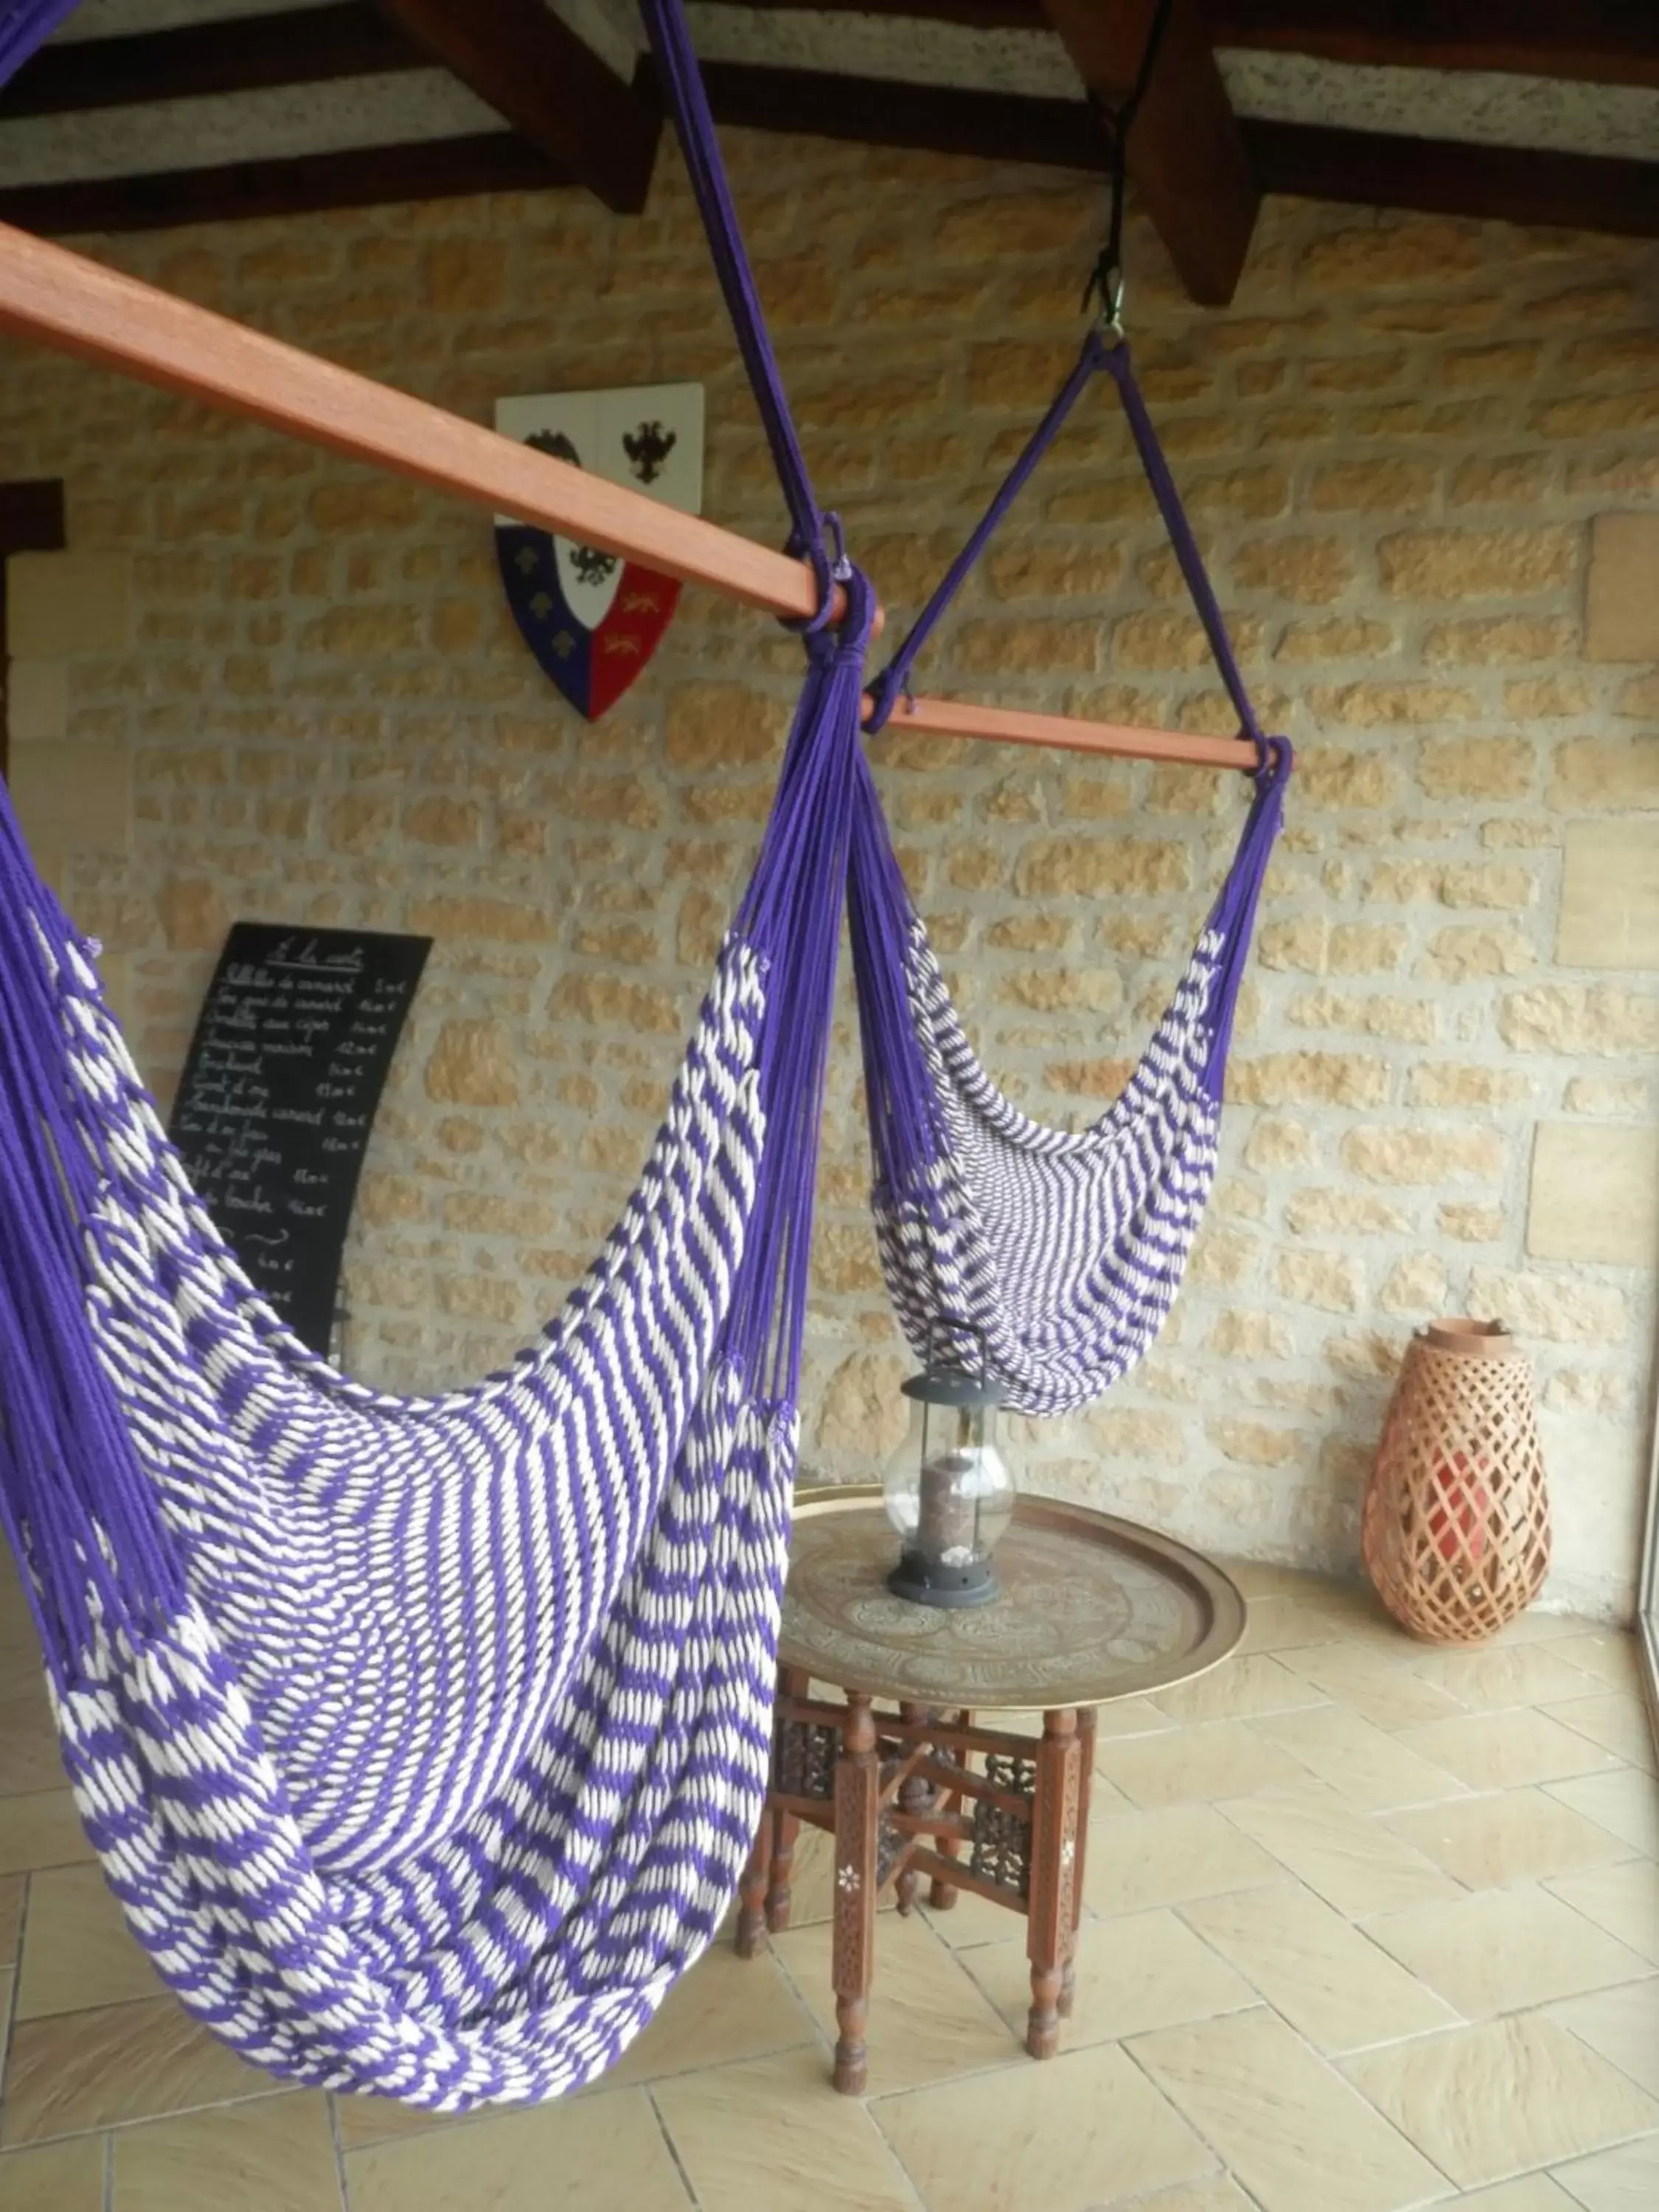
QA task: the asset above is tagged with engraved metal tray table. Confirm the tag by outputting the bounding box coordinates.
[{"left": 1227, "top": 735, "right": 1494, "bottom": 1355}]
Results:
[{"left": 736, "top": 1488, "right": 1246, "bottom": 2092}]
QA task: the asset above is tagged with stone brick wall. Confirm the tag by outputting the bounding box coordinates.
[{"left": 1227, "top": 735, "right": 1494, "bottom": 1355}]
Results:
[{"left": 3, "top": 136, "right": 1657, "bottom": 1618}]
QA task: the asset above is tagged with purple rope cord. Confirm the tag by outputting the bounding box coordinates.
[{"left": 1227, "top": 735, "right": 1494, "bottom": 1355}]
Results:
[
  {"left": 639, "top": 0, "right": 836, "bottom": 597},
  {"left": 866, "top": 330, "right": 1265, "bottom": 753},
  {"left": 0, "top": 0, "right": 80, "bottom": 89}
]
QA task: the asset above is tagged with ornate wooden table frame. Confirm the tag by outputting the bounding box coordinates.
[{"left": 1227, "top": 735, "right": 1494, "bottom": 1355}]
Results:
[
  {"left": 738, "top": 1672, "right": 1096, "bottom": 2092},
  {"left": 734, "top": 1489, "right": 1245, "bottom": 2095}
]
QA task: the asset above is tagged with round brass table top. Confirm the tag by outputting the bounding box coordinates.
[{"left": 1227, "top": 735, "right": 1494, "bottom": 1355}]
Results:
[{"left": 780, "top": 1488, "right": 1245, "bottom": 1711}]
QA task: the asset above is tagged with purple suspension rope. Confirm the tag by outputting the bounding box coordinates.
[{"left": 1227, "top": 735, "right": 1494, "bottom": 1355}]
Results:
[
  {"left": 639, "top": 0, "right": 835, "bottom": 598},
  {"left": 865, "top": 331, "right": 1265, "bottom": 755}
]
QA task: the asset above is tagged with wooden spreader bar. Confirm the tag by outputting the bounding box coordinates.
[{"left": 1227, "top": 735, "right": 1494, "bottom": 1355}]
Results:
[{"left": 0, "top": 221, "right": 1258, "bottom": 773}]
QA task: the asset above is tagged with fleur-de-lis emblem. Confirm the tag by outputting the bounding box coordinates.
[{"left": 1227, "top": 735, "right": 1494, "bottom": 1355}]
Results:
[
  {"left": 514, "top": 544, "right": 539, "bottom": 576},
  {"left": 551, "top": 630, "right": 576, "bottom": 660},
  {"left": 529, "top": 591, "right": 553, "bottom": 619}
]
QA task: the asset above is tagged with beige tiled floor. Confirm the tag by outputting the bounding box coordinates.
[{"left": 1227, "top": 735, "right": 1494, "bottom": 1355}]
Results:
[{"left": 1, "top": 1561, "right": 1657, "bottom": 2211}]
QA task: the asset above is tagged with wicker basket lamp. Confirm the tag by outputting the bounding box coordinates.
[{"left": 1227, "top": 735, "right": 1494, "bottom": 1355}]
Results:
[{"left": 1362, "top": 1318, "right": 1551, "bottom": 1645}]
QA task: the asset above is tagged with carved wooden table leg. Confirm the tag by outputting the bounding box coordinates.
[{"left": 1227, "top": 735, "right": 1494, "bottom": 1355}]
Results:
[
  {"left": 928, "top": 1708, "right": 967, "bottom": 1913},
  {"left": 1060, "top": 1706, "right": 1095, "bottom": 2017},
  {"left": 765, "top": 1807, "right": 799, "bottom": 1935},
  {"left": 735, "top": 1798, "right": 773, "bottom": 1960},
  {"left": 1025, "top": 1706, "right": 1082, "bottom": 2061},
  {"left": 895, "top": 1701, "right": 931, "bottom": 1916},
  {"left": 832, "top": 1691, "right": 880, "bottom": 2095},
  {"left": 765, "top": 1664, "right": 809, "bottom": 1935}
]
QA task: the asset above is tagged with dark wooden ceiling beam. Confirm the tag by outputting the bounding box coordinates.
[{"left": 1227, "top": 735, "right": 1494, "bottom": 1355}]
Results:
[
  {"left": 370, "top": 0, "right": 658, "bottom": 213},
  {"left": 696, "top": 60, "right": 1103, "bottom": 171},
  {"left": 1245, "top": 118, "right": 1659, "bottom": 239},
  {"left": 1203, "top": 3, "right": 1659, "bottom": 90},
  {"left": 1039, "top": 0, "right": 1260, "bottom": 305},
  {"left": 0, "top": 134, "right": 566, "bottom": 237},
  {"left": 0, "top": 4, "right": 418, "bottom": 116},
  {"left": 1, "top": 72, "right": 1655, "bottom": 248}
]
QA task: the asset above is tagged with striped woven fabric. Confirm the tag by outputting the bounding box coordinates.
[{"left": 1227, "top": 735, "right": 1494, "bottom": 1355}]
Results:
[
  {"left": 0, "top": 585, "right": 873, "bottom": 2111},
  {"left": 851, "top": 743, "right": 1290, "bottom": 1415}
]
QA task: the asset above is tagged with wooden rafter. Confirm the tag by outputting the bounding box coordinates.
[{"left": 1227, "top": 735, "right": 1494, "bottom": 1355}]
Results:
[
  {"left": 1245, "top": 119, "right": 1659, "bottom": 240},
  {"left": 1202, "top": 2, "right": 1659, "bottom": 91},
  {"left": 0, "top": 4, "right": 417, "bottom": 116},
  {"left": 695, "top": 62, "right": 1104, "bottom": 173},
  {"left": 1039, "top": 0, "right": 1261, "bottom": 307},
  {"left": 0, "top": 138, "right": 567, "bottom": 237},
  {"left": 369, "top": 0, "right": 659, "bottom": 214}
]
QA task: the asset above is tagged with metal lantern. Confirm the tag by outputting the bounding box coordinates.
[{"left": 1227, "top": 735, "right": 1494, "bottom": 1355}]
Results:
[{"left": 882, "top": 1357, "right": 1015, "bottom": 1609}]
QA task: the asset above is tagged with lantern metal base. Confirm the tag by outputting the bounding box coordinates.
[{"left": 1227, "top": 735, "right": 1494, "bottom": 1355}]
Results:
[{"left": 887, "top": 1551, "right": 1001, "bottom": 1610}]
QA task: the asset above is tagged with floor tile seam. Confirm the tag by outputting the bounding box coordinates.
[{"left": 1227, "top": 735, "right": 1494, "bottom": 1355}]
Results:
[
  {"left": 1235, "top": 1713, "right": 1474, "bottom": 1807},
  {"left": 13, "top": 1977, "right": 170, "bottom": 2031},
  {"left": 1539, "top": 1701, "right": 1659, "bottom": 1778},
  {"left": 1206, "top": 1788, "right": 1481, "bottom": 1910},
  {"left": 1332, "top": 2003, "right": 1659, "bottom": 2153},
  {"left": 1536, "top": 1978, "right": 1659, "bottom": 2102},
  {"left": 1537, "top": 1780, "right": 1659, "bottom": 1860},
  {"left": 0, "top": 1878, "right": 21, "bottom": 2128},
  {"left": 1145, "top": 1683, "right": 1340, "bottom": 1730},
  {"left": 641, "top": 2079, "right": 708, "bottom": 2212},
  {"left": 1, "top": 2079, "right": 297, "bottom": 2154},
  {"left": 325, "top": 2082, "right": 351, "bottom": 2212},
  {"left": 1164, "top": 1887, "right": 1472, "bottom": 2056},
  {"left": 1119, "top": 1994, "right": 1464, "bottom": 2205}
]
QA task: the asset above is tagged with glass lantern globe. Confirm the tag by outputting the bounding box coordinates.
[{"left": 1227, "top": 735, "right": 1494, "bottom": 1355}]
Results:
[{"left": 883, "top": 1362, "right": 1015, "bottom": 1609}]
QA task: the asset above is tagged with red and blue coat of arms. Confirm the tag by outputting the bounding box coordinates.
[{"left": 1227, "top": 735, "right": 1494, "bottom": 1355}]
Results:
[{"left": 494, "top": 383, "right": 705, "bottom": 720}]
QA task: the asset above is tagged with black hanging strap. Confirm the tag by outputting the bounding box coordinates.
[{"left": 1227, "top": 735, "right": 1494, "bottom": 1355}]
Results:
[{"left": 1083, "top": 0, "right": 1177, "bottom": 331}]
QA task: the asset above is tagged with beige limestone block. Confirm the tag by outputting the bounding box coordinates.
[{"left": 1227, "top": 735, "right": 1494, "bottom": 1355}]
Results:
[
  {"left": 1550, "top": 736, "right": 1659, "bottom": 810},
  {"left": 1528, "top": 1121, "right": 1659, "bottom": 1266},
  {"left": 1467, "top": 1265, "right": 1629, "bottom": 1345},
  {"left": 814, "top": 1349, "right": 908, "bottom": 1459},
  {"left": 4, "top": 659, "right": 66, "bottom": 745},
  {"left": 7, "top": 744, "right": 130, "bottom": 855},
  {"left": 1586, "top": 512, "right": 1659, "bottom": 660},
  {"left": 1378, "top": 525, "right": 1578, "bottom": 601},
  {"left": 1500, "top": 984, "right": 1659, "bottom": 1055},
  {"left": 5, "top": 551, "right": 132, "bottom": 658},
  {"left": 423, "top": 1020, "right": 519, "bottom": 1109},
  {"left": 1560, "top": 820, "right": 1659, "bottom": 970}
]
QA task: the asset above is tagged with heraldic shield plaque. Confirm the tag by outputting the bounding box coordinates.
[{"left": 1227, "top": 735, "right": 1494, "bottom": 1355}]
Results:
[{"left": 494, "top": 382, "right": 706, "bottom": 720}]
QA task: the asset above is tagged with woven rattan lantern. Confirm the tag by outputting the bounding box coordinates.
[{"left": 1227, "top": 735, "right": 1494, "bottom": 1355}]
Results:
[{"left": 1362, "top": 1318, "right": 1550, "bottom": 1645}]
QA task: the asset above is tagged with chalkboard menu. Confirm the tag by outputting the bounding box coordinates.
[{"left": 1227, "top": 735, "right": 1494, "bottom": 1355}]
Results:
[{"left": 169, "top": 924, "right": 431, "bottom": 1354}]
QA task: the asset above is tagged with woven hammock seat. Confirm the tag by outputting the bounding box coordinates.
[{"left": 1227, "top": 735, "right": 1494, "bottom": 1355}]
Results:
[
  {"left": 0, "top": 0, "right": 1287, "bottom": 2115},
  {"left": 851, "top": 335, "right": 1289, "bottom": 1416}
]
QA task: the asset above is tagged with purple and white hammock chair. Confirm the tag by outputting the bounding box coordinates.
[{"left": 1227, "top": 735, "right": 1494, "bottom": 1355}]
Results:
[
  {"left": 851, "top": 334, "right": 1291, "bottom": 1416},
  {"left": 0, "top": 0, "right": 1284, "bottom": 2115}
]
